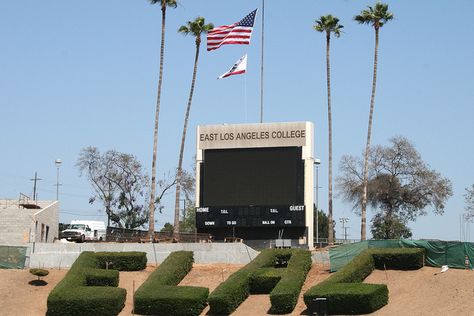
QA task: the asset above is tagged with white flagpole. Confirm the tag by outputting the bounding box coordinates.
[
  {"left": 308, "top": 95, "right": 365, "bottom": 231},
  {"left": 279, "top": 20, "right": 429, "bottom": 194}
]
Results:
[
  {"left": 260, "top": 0, "right": 265, "bottom": 123},
  {"left": 244, "top": 72, "right": 248, "bottom": 122}
]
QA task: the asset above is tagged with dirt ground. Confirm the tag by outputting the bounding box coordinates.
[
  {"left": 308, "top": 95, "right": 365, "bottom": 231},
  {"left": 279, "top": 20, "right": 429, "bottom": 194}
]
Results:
[{"left": 1, "top": 264, "right": 474, "bottom": 315}]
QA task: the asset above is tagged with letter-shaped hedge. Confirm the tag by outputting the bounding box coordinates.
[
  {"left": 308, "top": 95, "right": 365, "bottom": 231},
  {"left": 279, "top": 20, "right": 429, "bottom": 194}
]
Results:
[
  {"left": 47, "top": 251, "right": 147, "bottom": 316},
  {"left": 208, "top": 248, "right": 311, "bottom": 315},
  {"left": 134, "top": 251, "right": 209, "bottom": 316},
  {"left": 304, "top": 248, "right": 424, "bottom": 315}
]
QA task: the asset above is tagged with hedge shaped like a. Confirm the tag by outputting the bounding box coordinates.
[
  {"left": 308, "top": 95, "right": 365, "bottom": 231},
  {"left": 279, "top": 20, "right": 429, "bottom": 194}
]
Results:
[
  {"left": 304, "top": 247, "right": 424, "bottom": 315},
  {"left": 47, "top": 251, "right": 147, "bottom": 316},
  {"left": 134, "top": 251, "right": 209, "bottom": 316},
  {"left": 208, "top": 248, "right": 311, "bottom": 315}
]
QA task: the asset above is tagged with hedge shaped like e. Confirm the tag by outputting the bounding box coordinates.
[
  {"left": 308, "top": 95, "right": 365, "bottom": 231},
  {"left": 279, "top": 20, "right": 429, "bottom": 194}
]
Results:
[{"left": 47, "top": 251, "right": 147, "bottom": 316}]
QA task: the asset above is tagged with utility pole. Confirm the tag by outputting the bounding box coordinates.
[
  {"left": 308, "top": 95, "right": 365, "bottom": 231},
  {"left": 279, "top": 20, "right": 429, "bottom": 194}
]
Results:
[
  {"left": 339, "top": 217, "right": 349, "bottom": 242},
  {"left": 30, "top": 172, "right": 42, "bottom": 201}
]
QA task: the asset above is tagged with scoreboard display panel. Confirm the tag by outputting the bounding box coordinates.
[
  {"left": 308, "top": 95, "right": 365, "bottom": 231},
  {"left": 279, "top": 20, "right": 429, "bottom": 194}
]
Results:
[{"left": 197, "top": 147, "right": 305, "bottom": 229}]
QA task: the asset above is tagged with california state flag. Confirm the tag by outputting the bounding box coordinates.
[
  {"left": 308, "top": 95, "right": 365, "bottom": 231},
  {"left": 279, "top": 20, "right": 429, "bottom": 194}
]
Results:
[{"left": 218, "top": 54, "right": 248, "bottom": 79}]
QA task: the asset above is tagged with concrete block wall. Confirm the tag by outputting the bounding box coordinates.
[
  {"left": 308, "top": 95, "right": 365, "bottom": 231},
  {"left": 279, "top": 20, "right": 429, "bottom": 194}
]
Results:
[
  {"left": 0, "top": 207, "right": 34, "bottom": 245},
  {"left": 0, "top": 200, "right": 58, "bottom": 245},
  {"left": 28, "top": 242, "right": 260, "bottom": 269},
  {"left": 32, "top": 201, "right": 59, "bottom": 243}
]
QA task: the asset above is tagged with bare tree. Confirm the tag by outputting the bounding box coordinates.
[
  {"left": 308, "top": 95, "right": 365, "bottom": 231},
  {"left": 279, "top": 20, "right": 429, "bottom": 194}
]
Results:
[
  {"left": 337, "top": 136, "right": 452, "bottom": 239},
  {"left": 77, "top": 147, "right": 149, "bottom": 229},
  {"left": 465, "top": 185, "right": 474, "bottom": 220}
]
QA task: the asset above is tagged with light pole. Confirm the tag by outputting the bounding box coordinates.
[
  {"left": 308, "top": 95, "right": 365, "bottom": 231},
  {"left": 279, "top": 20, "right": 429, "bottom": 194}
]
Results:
[
  {"left": 314, "top": 158, "right": 321, "bottom": 246},
  {"left": 339, "top": 217, "right": 349, "bottom": 242},
  {"left": 55, "top": 159, "right": 62, "bottom": 201}
]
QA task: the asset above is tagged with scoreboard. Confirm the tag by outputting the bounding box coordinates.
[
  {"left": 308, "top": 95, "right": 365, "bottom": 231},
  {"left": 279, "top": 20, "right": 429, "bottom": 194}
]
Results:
[
  {"left": 195, "top": 122, "right": 314, "bottom": 245},
  {"left": 196, "top": 205, "right": 306, "bottom": 228},
  {"left": 196, "top": 146, "right": 305, "bottom": 229}
]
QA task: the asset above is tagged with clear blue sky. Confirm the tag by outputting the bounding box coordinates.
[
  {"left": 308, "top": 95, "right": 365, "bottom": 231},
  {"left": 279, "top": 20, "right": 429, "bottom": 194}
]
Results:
[{"left": 1, "top": 1, "right": 473, "bottom": 241}]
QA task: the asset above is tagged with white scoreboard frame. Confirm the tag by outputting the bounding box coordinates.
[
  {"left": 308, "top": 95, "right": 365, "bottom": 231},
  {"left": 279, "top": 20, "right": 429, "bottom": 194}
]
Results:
[{"left": 195, "top": 121, "right": 315, "bottom": 248}]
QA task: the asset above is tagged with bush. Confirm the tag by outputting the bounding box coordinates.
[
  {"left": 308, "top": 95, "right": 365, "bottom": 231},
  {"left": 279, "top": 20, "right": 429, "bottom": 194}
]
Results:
[
  {"left": 270, "top": 249, "right": 312, "bottom": 314},
  {"left": 134, "top": 251, "right": 208, "bottom": 316},
  {"left": 250, "top": 268, "right": 284, "bottom": 294},
  {"left": 307, "top": 283, "right": 388, "bottom": 315},
  {"left": 47, "top": 251, "right": 146, "bottom": 316},
  {"left": 208, "top": 248, "right": 311, "bottom": 315},
  {"left": 30, "top": 268, "right": 49, "bottom": 279},
  {"left": 95, "top": 252, "right": 147, "bottom": 271},
  {"left": 208, "top": 249, "right": 283, "bottom": 315},
  {"left": 369, "top": 248, "right": 424, "bottom": 270},
  {"left": 86, "top": 269, "right": 119, "bottom": 287},
  {"left": 304, "top": 248, "right": 424, "bottom": 315}
]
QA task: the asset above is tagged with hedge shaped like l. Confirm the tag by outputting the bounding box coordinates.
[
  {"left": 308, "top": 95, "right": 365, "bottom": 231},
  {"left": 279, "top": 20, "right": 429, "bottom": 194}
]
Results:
[
  {"left": 208, "top": 248, "right": 311, "bottom": 315},
  {"left": 134, "top": 251, "right": 209, "bottom": 316},
  {"left": 47, "top": 251, "right": 147, "bottom": 316},
  {"left": 304, "top": 248, "right": 424, "bottom": 315}
]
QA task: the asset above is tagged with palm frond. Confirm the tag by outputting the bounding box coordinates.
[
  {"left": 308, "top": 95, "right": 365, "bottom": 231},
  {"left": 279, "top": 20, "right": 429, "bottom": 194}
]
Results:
[
  {"left": 314, "top": 14, "right": 343, "bottom": 37},
  {"left": 354, "top": 2, "right": 393, "bottom": 28},
  {"left": 178, "top": 25, "right": 190, "bottom": 35},
  {"left": 179, "top": 17, "right": 213, "bottom": 37},
  {"left": 149, "top": 0, "right": 178, "bottom": 8}
]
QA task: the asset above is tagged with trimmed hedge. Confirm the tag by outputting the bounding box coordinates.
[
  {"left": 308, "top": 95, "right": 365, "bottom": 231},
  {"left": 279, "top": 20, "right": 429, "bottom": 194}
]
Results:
[
  {"left": 134, "top": 251, "right": 209, "bottom": 316},
  {"left": 309, "top": 283, "right": 389, "bottom": 315},
  {"left": 369, "top": 248, "right": 424, "bottom": 270},
  {"left": 250, "top": 268, "right": 285, "bottom": 294},
  {"left": 47, "top": 251, "right": 146, "bottom": 316},
  {"left": 86, "top": 269, "right": 119, "bottom": 287},
  {"left": 304, "top": 247, "right": 424, "bottom": 315},
  {"left": 208, "top": 248, "right": 311, "bottom": 315},
  {"left": 95, "top": 251, "right": 147, "bottom": 271},
  {"left": 270, "top": 249, "right": 312, "bottom": 314}
]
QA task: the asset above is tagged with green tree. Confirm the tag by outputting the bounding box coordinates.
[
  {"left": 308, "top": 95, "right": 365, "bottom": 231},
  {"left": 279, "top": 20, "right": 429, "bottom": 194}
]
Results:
[
  {"left": 354, "top": 2, "right": 394, "bottom": 240},
  {"left": 160, "top": 222, "right": 174, "bottom": 233},
  {"left": 148, "top": 0, "right": 178, "bottom": 239},
  {"left": 314, "top": 14, "right": 343, "bottom": 245},
  {"left": 173, "top": 17, "right": 213, "bottom": 234},
  {"left": 337, "top": 136, "right": 452, "bottom": 239},
  {"left": 371, "top": 213, "right": 412, "bottom": 239},
  {"left": 314, "top": 206, "right": 336, "bottom": 241},
  {"left": 180, "top": 203, "right": 196, "bottom": 233}
]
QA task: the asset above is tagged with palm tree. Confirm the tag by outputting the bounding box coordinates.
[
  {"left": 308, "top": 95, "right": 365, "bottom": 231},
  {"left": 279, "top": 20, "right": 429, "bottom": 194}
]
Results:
[
  {"left": 354, "top": 2, "right": 393, "bottom": 240},
  {"left": 174, "top": 17, "right": 214, "bottom": 235},
  {"left": 314, "top": 15, "right": 343, "bottom": 245},
  {"left": 148, "top": 0, "right": 177, "bottom": 240}
]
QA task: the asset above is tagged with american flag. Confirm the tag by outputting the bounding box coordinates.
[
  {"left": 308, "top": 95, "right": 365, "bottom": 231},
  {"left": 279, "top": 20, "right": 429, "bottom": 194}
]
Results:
[{"left": 207, "top": 9, "right": 257, "bottom": 51}]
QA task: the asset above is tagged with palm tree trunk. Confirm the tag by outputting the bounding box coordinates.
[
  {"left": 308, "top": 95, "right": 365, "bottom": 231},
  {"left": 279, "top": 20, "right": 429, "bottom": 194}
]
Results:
[
  {"left": 361, "top": 26, "right": 379, "bottom": 241},
  {"left": 174, "top": 39, "right": 201, "bottom": 235},
  {"left": 148, "top": 2, "right": 168, "bottom": 240},
  {"left": 326, "top": 32, "right": 334, "bottom": 245}
]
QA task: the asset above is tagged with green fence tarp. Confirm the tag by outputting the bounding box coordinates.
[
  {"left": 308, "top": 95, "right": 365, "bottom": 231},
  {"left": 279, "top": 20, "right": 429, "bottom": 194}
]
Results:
[
  {"left": 329, "top": 241, "right": 368, "bottom": 272},
  {"left": 329, "top": 240, "right": 474, "bottom": 272},
  {"left": 0, "top": 246, "right": 27, "bottom": 269}
]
